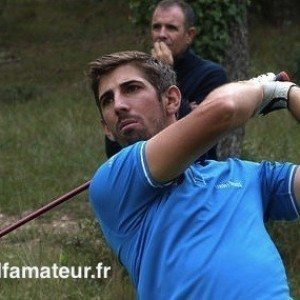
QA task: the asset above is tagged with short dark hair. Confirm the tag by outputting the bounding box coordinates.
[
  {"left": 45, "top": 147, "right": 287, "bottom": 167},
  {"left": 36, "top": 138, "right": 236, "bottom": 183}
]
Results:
[
  {"left": 88, "top": 51, "right": 177, "bottom": 112},
  {"left": 155, "top": 0, "right": 196, "bottom": 28}
]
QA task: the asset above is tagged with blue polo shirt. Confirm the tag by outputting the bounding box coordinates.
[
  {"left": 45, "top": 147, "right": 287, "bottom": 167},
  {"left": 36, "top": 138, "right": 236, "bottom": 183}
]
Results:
[{"left": 89, "top": 141, "right": 299, "bottom": 299}]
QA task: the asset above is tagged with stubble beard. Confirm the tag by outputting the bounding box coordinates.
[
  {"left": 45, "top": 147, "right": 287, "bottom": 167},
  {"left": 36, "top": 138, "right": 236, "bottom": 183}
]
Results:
[{"left": 118, "top": 114, "right": 167, "bottom": 146}]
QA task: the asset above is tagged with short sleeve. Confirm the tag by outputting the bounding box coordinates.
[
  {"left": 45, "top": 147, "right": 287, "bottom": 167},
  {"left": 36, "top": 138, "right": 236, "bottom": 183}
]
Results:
[
  {"left": 260, "top": 161, "right": 299, "bottom": 221},
  {"left": 89, "top": 141, "right": 169, "bottom": 236}
]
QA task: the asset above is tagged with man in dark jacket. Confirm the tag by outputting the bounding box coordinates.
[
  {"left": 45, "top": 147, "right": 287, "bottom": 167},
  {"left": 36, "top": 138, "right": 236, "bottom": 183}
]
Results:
[
  {"left": 151, "top": 0, "right": 227, "bottom": 161},
  {"left": 105, "top": 0, "right": 227, "bottom": 160}
]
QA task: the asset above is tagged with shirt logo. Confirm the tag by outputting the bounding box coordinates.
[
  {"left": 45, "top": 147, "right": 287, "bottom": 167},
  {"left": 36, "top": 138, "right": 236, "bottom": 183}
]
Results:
[{"left": 216, "top": 180, "right": 243, "bottom": 189}]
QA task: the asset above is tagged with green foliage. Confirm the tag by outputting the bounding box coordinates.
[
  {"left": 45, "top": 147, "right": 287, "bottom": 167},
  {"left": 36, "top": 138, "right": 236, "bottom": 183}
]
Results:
[
  {"left": 129, "top": 0, "right": 157, "bottom": 27},
  {"left": 129, "top": 0, "right": 250, "bottom": 62}
]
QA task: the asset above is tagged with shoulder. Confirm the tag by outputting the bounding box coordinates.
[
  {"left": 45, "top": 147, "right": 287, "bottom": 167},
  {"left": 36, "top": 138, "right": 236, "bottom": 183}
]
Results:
[
  {"left": 89, "top": 141, "right": 145, "bottom": 194},
  {"left": 202, "top": 158, "right": 261, "bottom": 175},
  {"left": 89, "top": 141, "right": 172, "bottom": 230},
  {"left": 189, "top": 52, "right": 227, "bottom": 83},
  {"left": 219, "top": 159, "right": 297, "bottom": 187},
  {"left": 189, "top": 49, "right": 224, "bottom": 71},
  {"left": 201, "top": 159, "right": 296, "bottom": 192},
  {"left": 88, "top": 141, "right": 147, "bottom": 231},
  {"left": 200, "top": 58, "right": 226, "bottom": 77},
  {"left": 214, "top": 158, "right": 295, "bottom": 173}
]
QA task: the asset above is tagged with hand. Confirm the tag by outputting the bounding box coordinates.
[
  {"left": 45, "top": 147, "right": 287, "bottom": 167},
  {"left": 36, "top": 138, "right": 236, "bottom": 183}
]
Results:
[
  {"left": 151, "top": 41, "right": 174, "bottom": 66},
  {"left": 255, "top": 81, "right": 297, "bottom": 116},
  {"left": 248, "top": 72, "right": 293, "bottom": 115}
]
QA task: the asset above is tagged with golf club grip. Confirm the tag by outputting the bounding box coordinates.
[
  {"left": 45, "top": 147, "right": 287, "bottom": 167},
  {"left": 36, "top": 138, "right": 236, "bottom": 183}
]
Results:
[
  {"left": 0, "top": 180, "right": 90, "bottom": 239},
  {"left": 275, "top": 71, "right": 290, "bottom": 82}
]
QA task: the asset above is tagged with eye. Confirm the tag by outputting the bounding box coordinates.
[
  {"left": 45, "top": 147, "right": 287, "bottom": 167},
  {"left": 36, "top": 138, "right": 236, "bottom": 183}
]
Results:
[
  {"left": 152, "top": 23, "right": 161, "bottom": 31},
  {"left": 102, "top": 97, "right": 112, "bottom": 106},
  {"left": 100, "top": 94, "right": 114, "bottom": 109},
  {"left": 124, "top": 84, "right": 141, "bottom": 94},
  {"left": 166, "top": 24, "right": 178, "bottom": 31}
]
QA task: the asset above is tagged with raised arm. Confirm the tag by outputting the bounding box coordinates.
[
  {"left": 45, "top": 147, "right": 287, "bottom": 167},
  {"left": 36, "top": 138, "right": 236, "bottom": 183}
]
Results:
[
  {"left": 146, "top": 81, "right": 263, "bottom": 182},
  {"left": 288, "top": 85, "right": 300, "bottom": 122},
  {"left": 289, "top": 86, "right": 300, "bottom": 207},
  {"left": 146, "top": 81, "right": 299, "bottom": 183}
]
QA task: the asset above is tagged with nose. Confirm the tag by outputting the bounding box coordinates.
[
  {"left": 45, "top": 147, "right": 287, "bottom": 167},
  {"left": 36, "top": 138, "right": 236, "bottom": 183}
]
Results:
[
  {"left": 113, "top": 92, "right": 130, "bottom": 115},
  {"left": 154, "top": 26, "right": 167, "bottom": 42}
]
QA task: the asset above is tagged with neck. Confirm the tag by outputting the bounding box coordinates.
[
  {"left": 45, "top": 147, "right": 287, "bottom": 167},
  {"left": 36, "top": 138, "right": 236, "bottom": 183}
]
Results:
[{"left": 174, "top": 47, "right": 190, "bottom": 61}]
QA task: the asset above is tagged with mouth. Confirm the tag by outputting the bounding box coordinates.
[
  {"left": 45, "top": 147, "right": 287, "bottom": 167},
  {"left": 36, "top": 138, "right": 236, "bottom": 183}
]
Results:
[{"left": 118, "top": 119, "right": 139, "bottom": 134}]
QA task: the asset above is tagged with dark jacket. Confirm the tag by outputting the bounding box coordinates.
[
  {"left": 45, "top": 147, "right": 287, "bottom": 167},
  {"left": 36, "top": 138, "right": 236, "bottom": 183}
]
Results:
[
  {"left": 174, "top": 48, "right": 227, "bottom": 161},
  {"left": 174, "top": 48, "right": 227, "bottom": 118}
]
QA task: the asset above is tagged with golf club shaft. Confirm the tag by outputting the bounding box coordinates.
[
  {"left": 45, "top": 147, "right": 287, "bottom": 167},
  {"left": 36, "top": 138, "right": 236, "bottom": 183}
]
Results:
[{"left": 0, "top": 180, "right": 90, "bottom": 239}]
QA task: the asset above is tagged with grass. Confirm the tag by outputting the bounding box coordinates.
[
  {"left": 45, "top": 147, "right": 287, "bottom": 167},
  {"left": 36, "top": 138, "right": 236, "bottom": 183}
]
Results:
[
  {"left": 0, "top": 0, "right": 299, "bottom": 299},
  {"left": 0, "top": 1, "right": 138, "bottom": 298},
  {"left": 0, "top": 87, "right": 101, "bottom": 214},
  {"left": 0, "top": 219, "right": 135, "bottom": 299},
  {"left": 249, "top": 15, "right": 300, "bottom": 82}
]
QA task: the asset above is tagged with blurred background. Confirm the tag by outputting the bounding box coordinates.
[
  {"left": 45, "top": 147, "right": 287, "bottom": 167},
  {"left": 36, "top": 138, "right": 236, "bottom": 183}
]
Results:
[{"left": 0, "top": 0, "right": 299, "bottom": 299}]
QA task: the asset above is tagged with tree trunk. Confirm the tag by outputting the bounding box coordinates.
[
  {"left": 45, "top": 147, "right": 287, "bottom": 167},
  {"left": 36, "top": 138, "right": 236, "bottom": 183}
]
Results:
[{"left": 217, "top": 0, "right": 249, "bottom": 160}]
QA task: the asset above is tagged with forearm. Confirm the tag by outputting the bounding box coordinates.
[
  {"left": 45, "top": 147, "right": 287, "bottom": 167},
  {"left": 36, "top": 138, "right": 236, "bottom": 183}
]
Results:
[
  {"left": 288, "top": 85, "right": 300, "bottom": 122},
  {"left": 146, "top": 81, "right": 263, "bottom": 182},
  {"left": 202, "top": 81, "right": 263, "bottom": 129}
]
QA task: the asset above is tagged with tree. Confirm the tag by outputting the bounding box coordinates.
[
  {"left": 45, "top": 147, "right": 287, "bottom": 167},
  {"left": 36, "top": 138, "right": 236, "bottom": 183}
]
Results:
[{"left": 216, "top": 0, "right": 249, "bottom": 159}]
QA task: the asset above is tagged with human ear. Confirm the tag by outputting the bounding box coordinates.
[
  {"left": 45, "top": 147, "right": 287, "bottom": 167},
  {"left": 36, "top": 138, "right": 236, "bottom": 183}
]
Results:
[
  {"left": 101, "top": 119, "right": 116, "bottom": 142},
  {"left": 163, "top": 85, "right": 181, "bottom": 115},
  {"left": 186, "top": 27, "right": 196, "bottom": 45}
]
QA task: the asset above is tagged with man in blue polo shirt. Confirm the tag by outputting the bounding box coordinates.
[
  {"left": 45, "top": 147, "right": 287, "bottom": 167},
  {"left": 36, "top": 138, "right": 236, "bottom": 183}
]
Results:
[{"left": 88, "top": 51, "right": 300, "bottom": 299}]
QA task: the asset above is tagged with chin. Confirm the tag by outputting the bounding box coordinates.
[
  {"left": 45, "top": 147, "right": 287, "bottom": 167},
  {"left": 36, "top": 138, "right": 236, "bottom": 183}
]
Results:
[{"left": 120, "top": 133, "right": 149, "bottom": 146}]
